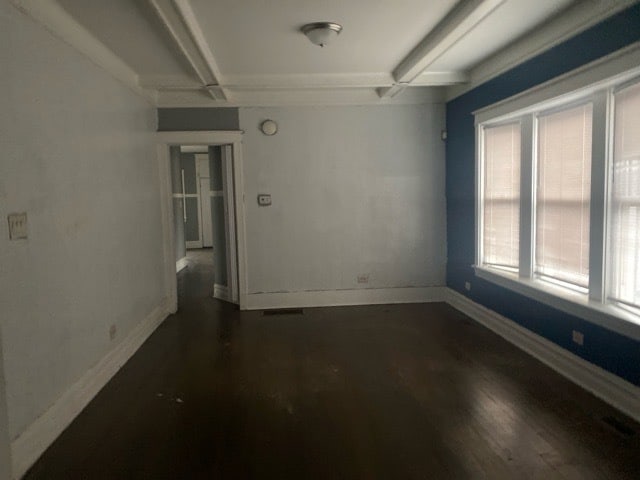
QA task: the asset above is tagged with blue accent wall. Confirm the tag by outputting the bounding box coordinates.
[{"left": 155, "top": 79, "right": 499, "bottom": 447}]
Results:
[{"left": 446, "top": 4, "right": 640, "bottom": 386}]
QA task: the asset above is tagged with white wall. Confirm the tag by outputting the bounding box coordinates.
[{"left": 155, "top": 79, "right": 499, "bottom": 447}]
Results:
[
  {"left": 0, "top": 326, "right": 12, "bottom": 480},
  {"left": 0, "top": 0, "right": 165, "bottom": 452},
  {"left": 239, "top": 105, "right": 446, "bottom": 297}
]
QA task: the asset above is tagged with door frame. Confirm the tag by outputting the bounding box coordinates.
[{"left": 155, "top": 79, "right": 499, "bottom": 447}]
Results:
[
  {"left": 195, "top": 153, "right": 211, "bottom": 249},
  {"left": 157, "top": 131, "right": 248, "bottom": 310}
]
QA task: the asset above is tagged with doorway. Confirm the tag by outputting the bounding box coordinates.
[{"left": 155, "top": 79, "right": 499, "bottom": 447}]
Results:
[{"left": 157, "top": 131, "right": 247, "bottom": 311}]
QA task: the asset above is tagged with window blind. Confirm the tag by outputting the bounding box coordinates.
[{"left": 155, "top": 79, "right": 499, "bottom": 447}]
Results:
[
  {"left": 535, "top": 104, "right": 593, "bottom": 288},
  {"left": 483, "top": 123, "right": 521, "bottom": 269},
  {"left": 610, "top": 81, "right": 640, "bottom": 309}
]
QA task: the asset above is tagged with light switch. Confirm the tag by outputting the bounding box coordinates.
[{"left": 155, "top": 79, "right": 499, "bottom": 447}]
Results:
[
  {"left": 8, "top": 213, "right": 28, "bottom": 240},
  {"left": 257, "top": 194, "right": 272, "bottom": 206}
]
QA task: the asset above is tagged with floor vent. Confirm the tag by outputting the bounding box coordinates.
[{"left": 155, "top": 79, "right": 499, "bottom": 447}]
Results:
[
  {"left": 263, "top": 308, "right": 304, "bottom": 316},
  {"left": 602, "top": 416, "right": 635, "bottom": 437}
]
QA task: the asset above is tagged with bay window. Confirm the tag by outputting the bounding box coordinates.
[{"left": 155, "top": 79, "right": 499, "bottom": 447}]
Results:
[{"left": 474, "top": 51, "right": 640, "bottom": 334}]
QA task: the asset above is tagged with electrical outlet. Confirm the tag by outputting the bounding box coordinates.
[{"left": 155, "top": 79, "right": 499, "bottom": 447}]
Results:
[
  {"left": 257, "top": 194, "right": 272, "bottom": 206},
  {"left": 464, "top": 281, "right": 471, "bottom": 291},
  {"left": 109, "top": 324, "right": 117, "bottom": 341},
  {"left": 357, "top": 274, "right": 369, "bottom": 284},
  {"left": 572, "top": 330, "right": 584, "bottom": 346},
  {"left": 8, "top": 213, "right": 28, "bottom": 240}
]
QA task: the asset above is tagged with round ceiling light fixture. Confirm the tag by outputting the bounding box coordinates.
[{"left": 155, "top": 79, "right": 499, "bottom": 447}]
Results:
[{"left": 301, "top": 22, "right": 342, "bottom": 47}]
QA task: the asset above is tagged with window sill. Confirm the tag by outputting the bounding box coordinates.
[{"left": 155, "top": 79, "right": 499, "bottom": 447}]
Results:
[{"left": 473, "top": 266, "right": 640, "bottom": 341}]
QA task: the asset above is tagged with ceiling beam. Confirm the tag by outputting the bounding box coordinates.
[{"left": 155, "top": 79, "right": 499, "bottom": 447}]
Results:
[
  {"left": 9, "top": 0, "right": 156, "bottom": 104},
  {"left": 379, "top": 0, "right": 505, "bottom": 98},
  {"left": 376, "top": 83, "right": 409, "bottom": 99},
  {"left": 147, "top": 0, "right": 229, "bottom": 101}
]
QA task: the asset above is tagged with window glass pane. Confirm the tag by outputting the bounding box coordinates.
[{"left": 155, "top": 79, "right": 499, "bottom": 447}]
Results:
[
  {"left": 483, "top": 123, "right": 520, "bottom": 269},
  {"left": 610, "top": 81, "right": 640, "bottom": 308},
  {"left": 535, "top": 104, "right": 592, "bottom": 287}
]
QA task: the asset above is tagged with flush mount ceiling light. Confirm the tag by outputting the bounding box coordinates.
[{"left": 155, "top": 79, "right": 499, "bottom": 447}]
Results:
[{"left": 301, "top": 22, "right": 342, "bottom": 47}]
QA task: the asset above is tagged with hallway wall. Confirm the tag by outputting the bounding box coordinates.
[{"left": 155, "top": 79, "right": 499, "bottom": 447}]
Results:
[{"left": 0, "top": 0, "right": 165, "bottom": 464}]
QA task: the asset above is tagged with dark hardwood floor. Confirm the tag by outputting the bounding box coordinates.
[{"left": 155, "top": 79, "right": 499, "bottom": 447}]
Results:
[{"left": 25, "top": 253, "right": 640, "bottom": 479}]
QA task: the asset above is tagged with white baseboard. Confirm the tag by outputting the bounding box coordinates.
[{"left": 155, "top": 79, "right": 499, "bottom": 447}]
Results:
[
  {"left": 213, "top": 284, "right": 230, "bottom": 301},
  {"left": 175, "top": 257, "right": 188, "bottom": 273},
  {"left": 185, "top": 241, "right": 202, "bottom": 249},
  {"left": 445, "top": 288, "right": 640, "bottom": 423},
  {"left": 245, "top": 286, "right": 448, "bottom": 310},
  {"left": 10, "top": 298, "right": 172, "bottom": 479}
]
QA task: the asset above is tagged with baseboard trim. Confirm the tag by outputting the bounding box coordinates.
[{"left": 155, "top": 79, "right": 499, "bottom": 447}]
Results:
[
  {"left": 10, "top": 298, "right": 172, "bottom": 479},
  {"left": 176, "top": 257, "right": 188, "bottom": 273},
  {"left": 213, "top": 284, "right": 230, "bottom": 301},
  {"left": 445, "top": 288, "right": 640, "bottom": 423},
  {"left": 245, "top": 286, "right": 448, "bottom": 310}
]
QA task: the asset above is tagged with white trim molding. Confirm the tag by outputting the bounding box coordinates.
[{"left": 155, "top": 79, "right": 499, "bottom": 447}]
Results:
[
  {"left": 445, "top": 289, "right": 640, "bottom": 424},
  {"left": 185, "top": 240, "right": 202, "bottom": 249},
  {"left": 213, "top": 284, "right": 230, "bottom": 302},
  {"left": 474, "top": 43, "right": 640, "bottom": 124},
  {"left": 475, "top": 267, "right": 640, "bottom": 342},
  {"left": 156, "top": 131, "right": 248, "bottom": 310},
  {"left": 243, "top": 286, "right": 448, "bottom": 311},
  {"left": 10, "top": 297, "right": 172, "bottom": 479},
  {"left": 176, "top": 257, "right": 188, "bottom": 273}
]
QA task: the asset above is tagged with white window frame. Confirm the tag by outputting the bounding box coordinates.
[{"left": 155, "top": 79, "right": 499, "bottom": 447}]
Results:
[{"left": 473, "top": 43, "right": 640, "bottom": 341}]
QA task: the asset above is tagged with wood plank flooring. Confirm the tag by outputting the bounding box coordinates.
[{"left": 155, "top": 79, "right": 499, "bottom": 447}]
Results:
[{"left": 24, "top": 253, "right": 640, "bottom": 479}]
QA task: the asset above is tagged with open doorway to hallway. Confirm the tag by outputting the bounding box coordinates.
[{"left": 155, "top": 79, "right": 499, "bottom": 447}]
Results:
[{"left": 169, "top": 144, "right": 238, "bottom": 306}]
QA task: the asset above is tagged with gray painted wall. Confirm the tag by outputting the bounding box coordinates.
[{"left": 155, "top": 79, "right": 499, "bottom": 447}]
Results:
[
  {"left": 180, "top": 153, "right": 197, "bottom": 193},
  {"left": 185, "top": 197, "right": 200, "bottom": 242},
  {"left": 238, "top": 105, "right": 447, "bottom": 294},
  {"left": 170, "top": 146, "right": 186, "bottom": 262},
  {"left": 209, "top": 147, "right": 227, "bottom": 286},
  {"left": 158, "top": 108, "right": 240, "bottom": 131},
  {"left": 0, "top": 326, "right": 11, "bottom": 480},
  {"left": 0, "top": 0, "right": 164, "bottom": 454}
]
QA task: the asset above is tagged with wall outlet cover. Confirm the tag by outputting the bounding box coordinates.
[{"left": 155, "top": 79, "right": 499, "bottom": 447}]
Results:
[
  {"left": 572, "top": 330, "right": 584, "bottom": 346},
  {"left": 357, "top": 274, "right": 369, "bottom": 284},
  {"left": 8, "top": 213, "right": 28, "bottom": 240}
]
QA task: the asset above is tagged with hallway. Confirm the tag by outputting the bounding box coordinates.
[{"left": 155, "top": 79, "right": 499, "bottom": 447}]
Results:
[{"left": 24, "top": 261, "right": 640, "bottom": 479}]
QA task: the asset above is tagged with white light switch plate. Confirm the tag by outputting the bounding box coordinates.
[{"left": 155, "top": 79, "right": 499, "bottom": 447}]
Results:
[{"left": 8, "top": 213, "right": 28, "bottom": 240}]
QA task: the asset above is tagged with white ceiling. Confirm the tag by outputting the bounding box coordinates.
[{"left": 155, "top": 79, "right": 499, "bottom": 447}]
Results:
[
  {"left": 188, "top": 0, "right": 458, "bottom": 75},
  {"left": 427, "top": 0, "right": 573, "bottom": 71},
  {"left": 28, "top": 0, "right": 632, "bottom": 106}
]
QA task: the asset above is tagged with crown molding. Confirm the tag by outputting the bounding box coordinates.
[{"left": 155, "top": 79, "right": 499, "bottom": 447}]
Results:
[
  {"left": 139, "top": 74, "right": 202, "bottom": 90},
  {"left": 446, "top": 0, "right": 639, "bottom": 101},
  {"left": 223, "top": 73, "right": 395, "bottom": 90},
  {"left": 413, "top": 71, "right": 469, "bottom": 86},
  {"left": 156, "top": 86, "right": 446, "bottom": 107},
  {"left": 9, "top": 0, "right": 156, "bottom": 105}
]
